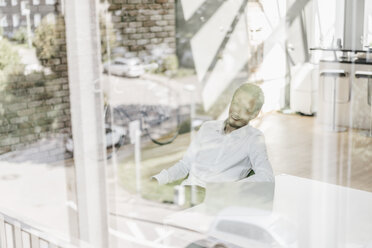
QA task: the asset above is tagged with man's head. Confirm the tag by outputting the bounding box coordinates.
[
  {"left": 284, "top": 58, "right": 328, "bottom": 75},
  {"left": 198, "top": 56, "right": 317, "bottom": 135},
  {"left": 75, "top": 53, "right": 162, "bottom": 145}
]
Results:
[{"left": 227, "top": 83, "right": 264, "bottom": 128}]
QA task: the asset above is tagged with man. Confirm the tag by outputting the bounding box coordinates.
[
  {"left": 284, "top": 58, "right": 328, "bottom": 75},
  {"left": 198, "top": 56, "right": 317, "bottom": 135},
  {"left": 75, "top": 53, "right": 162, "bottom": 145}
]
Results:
[{"left": 153, "top": 83, "right": 274, "bottom": 188}]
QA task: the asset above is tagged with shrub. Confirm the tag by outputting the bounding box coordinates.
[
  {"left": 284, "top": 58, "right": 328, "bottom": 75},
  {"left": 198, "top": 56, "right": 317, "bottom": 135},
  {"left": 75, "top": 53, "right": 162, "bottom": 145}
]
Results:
[
  {"left": 146, "top": 47, "right": 181, "bottom": 76},
  {"left": 33, "top": 16, "right": 61, "bottom": 62},
  {"left": 163, "top": 54, "right": 178, "bottom": 73},
  {"left": 0, "top": 39, "right": 21, "bottom": 69},
  {"left": 0, "top": 37, "right": 62, "bottom": 153},
  {"left": 0, "top": 39, "right": 23, "bottom": 81},
  {"left": 13, "top": 27, "right": 28, "bottom": 44},
  {"left": 33, "top": 14, "right": 116, "bottom": 64},
  {"left": 178, "top": 119, "right": 191, "bottom": 134}
]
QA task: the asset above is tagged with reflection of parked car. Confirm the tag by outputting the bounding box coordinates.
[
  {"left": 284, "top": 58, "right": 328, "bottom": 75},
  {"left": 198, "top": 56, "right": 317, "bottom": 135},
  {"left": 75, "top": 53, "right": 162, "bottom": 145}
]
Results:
[
  {"left": 66, "top": 124, "right": 127, "bottom": 153},
  {"left": 186, "top": 207, "right": 297, "bottom": 248},
  {"left": 103, "top": 57, "right": 145, "bottom": 78}
]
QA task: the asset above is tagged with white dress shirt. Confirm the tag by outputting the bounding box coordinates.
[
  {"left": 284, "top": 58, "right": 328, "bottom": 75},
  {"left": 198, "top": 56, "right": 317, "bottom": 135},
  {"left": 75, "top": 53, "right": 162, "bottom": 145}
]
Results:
[{"left": 153, "top": 120, "right": 274, "bottom": 187}]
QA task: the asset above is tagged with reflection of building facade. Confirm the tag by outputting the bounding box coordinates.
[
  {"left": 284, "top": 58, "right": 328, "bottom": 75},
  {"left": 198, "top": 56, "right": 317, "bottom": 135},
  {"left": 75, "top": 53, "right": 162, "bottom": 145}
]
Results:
[
  {"left": 0, "top": 0, "right": 57, "bottom": 36},
  {"left": 0, "top": 0, "right": 70, "bottom": 157}
]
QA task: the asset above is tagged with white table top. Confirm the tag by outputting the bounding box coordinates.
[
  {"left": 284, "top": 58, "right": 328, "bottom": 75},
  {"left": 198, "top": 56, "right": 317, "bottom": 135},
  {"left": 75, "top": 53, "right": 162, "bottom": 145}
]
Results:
[{"left": 164, "top": 175, "right": 372, "bottom": 248}]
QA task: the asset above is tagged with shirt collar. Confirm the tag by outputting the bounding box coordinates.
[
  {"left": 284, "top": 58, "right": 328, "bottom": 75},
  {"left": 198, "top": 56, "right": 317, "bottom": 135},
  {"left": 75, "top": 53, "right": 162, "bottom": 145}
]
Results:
[{"left": 221, "top": 119, "right": 250, "bottom": 136}]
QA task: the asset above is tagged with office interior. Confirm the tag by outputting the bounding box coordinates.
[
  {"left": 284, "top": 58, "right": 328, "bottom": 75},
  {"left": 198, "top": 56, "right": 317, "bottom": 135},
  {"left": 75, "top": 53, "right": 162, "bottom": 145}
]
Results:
[{"left": 0, "top": 0, "right": 371, "bottom": 247}]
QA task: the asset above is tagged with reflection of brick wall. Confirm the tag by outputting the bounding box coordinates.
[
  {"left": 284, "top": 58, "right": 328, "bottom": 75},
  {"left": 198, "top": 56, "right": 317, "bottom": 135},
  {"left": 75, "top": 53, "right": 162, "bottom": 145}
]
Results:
[
  {"left": 108, "top": 0, "right": 176, "bottom": 58},
  {"left": 0, "top": 13, "right": 71, "bottom": 156}
]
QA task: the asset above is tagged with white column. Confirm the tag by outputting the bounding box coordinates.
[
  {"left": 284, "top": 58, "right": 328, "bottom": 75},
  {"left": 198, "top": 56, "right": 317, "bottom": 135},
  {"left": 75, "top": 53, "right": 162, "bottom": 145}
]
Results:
[{"left": 64, "top": 0, "right": 109, "bottom": 247}]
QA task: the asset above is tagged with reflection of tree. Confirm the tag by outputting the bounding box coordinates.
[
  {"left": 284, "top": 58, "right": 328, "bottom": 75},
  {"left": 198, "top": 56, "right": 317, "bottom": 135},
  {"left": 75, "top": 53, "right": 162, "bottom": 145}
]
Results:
[
  {"left": 0, "top": 38, "right": 69, "bottom": 154},
  {"left": 0, "top": 39, "right": 22, "bottom": 77},
  {"left": 33, "top": 16, "right": 62, "bottom": 67},
  {"left": 33, "top": 14, "right": 116, "bottom": 65},
  {"left": 13, "top": 27, "right": 28, "bottom": 45}
]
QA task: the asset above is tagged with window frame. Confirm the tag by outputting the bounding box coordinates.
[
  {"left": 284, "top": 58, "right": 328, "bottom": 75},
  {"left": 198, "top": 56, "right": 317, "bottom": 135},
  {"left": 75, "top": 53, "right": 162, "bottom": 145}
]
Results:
[
  {"left": 45, "top": 0, "right": 55, "bottom": 5},
  {"left": 0, "top": 15, "right": 9, "bottom": 27},
  {"left": 33, "top": 13, "right": 41, "bottom": 27},
  {"left": 12, "top": 14, "right": 19, "bottom": 27}
]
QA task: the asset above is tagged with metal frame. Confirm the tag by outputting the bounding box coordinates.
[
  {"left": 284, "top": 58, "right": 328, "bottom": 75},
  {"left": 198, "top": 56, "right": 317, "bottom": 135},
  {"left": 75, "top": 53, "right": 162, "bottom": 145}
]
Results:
[
  {"left": 320, "top": 70, "right": 349, "bottom": 132},
  {"left": 355, "top": 71, "right": 372, "bottom": 137}
]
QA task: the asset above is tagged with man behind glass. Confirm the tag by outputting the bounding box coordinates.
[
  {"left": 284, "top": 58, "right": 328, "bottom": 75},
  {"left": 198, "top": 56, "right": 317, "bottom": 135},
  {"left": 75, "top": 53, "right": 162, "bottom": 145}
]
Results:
[{"left": 153, "top": 83, "right": 274, "bottom": 200}]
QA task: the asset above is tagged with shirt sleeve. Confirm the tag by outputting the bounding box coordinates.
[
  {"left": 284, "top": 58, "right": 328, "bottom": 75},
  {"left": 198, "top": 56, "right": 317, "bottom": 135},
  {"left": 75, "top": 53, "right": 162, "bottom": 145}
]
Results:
[
  {"left": 241, "top": 132, "right": 274, "bottom": 183},
  {"left": 152, "top": 127, "right": 201, "bottom": 185}
]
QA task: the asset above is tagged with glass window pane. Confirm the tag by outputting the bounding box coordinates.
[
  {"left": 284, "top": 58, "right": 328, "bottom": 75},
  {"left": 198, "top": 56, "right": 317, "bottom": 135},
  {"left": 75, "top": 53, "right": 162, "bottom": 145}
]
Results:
[{"left": 0, "top": 0, "right": 371, "bottom": 248}]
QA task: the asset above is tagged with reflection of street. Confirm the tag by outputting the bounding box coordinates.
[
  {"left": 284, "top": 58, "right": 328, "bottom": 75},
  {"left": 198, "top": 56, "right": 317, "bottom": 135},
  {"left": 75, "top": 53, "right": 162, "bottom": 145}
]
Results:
[
  {"left": 102, "top": 73, "right": 200, "bottom": 107},
  {"left": 102, "top": 73, "right": 198, "bottom": 158}
]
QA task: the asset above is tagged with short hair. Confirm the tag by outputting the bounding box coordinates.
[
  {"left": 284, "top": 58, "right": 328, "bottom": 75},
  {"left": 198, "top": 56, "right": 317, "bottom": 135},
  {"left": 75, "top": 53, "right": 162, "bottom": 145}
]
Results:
[{"left": 233, "top": 83, "right": 265, "bottom": 113}]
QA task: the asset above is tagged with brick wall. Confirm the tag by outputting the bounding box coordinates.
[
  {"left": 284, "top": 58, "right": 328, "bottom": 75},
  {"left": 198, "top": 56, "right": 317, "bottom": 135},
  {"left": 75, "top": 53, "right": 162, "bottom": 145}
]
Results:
[
  {"left": 0, "top": 13, "right": 71, "bottom": 157},
  {"left": 108, "top": 0, "right": 176, "bottom": 58}
]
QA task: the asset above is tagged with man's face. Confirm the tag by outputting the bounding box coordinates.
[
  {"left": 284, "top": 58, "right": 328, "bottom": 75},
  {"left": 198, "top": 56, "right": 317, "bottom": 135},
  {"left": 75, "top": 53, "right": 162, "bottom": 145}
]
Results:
[{"left": 228, "top": 90, "right": 258, "bottom": 128}]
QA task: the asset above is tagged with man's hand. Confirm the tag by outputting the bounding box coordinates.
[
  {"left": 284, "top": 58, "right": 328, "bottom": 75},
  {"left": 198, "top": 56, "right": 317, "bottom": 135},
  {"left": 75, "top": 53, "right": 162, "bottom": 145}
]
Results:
[{"left": 150, "top": 176, "right": 158, "bottom": 183}]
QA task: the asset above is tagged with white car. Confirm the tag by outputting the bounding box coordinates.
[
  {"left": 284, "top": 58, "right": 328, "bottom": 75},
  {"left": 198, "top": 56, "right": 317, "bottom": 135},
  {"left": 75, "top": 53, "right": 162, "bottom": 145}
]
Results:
[
  {"left": 186, "top": 207, "right": 297, "bottom": 248},
  {"left": 66, "top": 124, "right": 127, "bottom": 153},
  {"left": 103, "top": 57, "right": 145, "bottom": 78}
]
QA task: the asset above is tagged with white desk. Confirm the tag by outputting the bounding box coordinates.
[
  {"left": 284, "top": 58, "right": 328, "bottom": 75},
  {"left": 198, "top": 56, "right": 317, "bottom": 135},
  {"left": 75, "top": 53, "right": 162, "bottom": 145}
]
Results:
[{"left": 163, "top": 175, "right": 372, "bottom": 248}]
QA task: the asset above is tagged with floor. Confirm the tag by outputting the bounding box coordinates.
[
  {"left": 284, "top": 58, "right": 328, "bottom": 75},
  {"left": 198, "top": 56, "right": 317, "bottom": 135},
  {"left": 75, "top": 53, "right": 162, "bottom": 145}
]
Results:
[{"left": 256, "top": 112, "right": 372, "bottom": 192}]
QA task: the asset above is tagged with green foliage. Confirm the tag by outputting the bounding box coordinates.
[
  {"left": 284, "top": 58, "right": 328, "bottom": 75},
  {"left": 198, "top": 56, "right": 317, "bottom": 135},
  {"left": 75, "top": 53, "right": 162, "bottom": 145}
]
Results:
[
  {"left": 173, "top": 68, "right": 195, "bottom": 78},
  {"left": 163, "top": 54, "right": 178, "bottom": 72},
  {"left": 13, "top": 27, "right": 28, "bottom": 44},
  {"left": 0, "top": 39, "right": 21, "bottom": 70},
  {"left": 33, "top": 17, "right": 61, "bottom": 62},
  {"left": 0, "top": 37, "right": 62, "bottom": 151},
  {"left": 33, "top": 14, "right": 116, "bottom": 63},
  {"left": 118, "top": 132, "right": 192, "bottom": 204},
  {"left": 178, "top": 119, "right": 191, "bottom": 134},
  {"left": 100, "top": 15, "right": 117, "bottom": 62},
  {"left": 147, "top": 54, "right": 194, "bottom": 78},
  {"left": 0, "top": 39, "right": 23, "bottom": 82}
]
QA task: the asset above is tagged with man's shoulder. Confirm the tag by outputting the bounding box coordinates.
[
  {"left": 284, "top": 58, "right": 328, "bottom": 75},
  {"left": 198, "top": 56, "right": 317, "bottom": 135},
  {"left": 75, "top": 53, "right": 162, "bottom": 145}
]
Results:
[
  {"left": 201, "top": 119, "right": 223, "bottom": 126},
  {"left": 243, "top": 125, "right": 265, "bottom": 142},
  {"left": 246, "top": 126, "right": 266, "bottom": 145},
  {"left": 247, "top": 125, "right": 264, "bottom": 135},
  {"left": 199, "top": 120, "right": 223, "bottom": 130}
]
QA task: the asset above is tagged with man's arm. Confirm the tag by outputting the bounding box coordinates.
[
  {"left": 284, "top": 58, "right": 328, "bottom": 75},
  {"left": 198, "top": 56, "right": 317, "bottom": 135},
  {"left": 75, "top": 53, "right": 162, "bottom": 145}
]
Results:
[
  {"left": 241, "top": 132, "right": 274, "bottom": 183},
  {"left": 153, "top": 128, "right": 201, "bottom": 185},
  {"left": 152, "top": 160, "right": 190, "bottom": 185}
]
